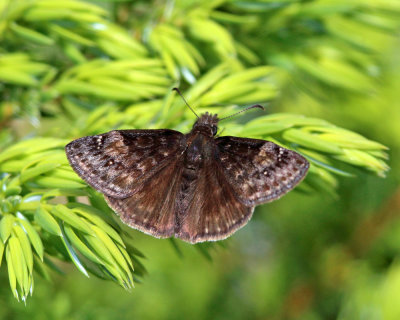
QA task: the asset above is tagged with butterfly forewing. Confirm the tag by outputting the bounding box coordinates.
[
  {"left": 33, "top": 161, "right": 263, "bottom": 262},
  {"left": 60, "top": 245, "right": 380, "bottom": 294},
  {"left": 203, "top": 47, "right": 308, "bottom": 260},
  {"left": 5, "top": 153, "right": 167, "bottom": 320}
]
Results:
[
  {"left": 66, "top": 129, "right": 184, "bottom": 198},
  {"left": 216, "top": 136, "right": 309, "bottom": 206}
]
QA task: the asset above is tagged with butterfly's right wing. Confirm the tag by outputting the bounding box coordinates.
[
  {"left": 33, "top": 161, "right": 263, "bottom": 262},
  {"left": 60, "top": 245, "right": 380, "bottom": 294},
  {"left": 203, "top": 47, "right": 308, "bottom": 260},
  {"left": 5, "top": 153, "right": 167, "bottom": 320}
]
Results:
[
  {"left": 66, "top": 129, "right": 185, "bottom": 198},
  {"left": 215, "top": 136, "right": 309, "bottom": 206}
]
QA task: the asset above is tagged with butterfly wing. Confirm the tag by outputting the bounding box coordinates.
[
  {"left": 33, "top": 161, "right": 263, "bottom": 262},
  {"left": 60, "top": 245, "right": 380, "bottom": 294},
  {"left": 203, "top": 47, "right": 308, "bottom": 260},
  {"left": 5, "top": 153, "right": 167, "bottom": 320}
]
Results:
[
  {"left": 104, "top": 157, "right": 183, "bottom": 238},
  {"left": 215, "top": 136, "right": 309, "bottom": 206},
  {"left": 65, "top": 129, "right": 184, "bottom": 198},
  {"left": 176, "top": 152, "right": 254, "bottom": 244}
]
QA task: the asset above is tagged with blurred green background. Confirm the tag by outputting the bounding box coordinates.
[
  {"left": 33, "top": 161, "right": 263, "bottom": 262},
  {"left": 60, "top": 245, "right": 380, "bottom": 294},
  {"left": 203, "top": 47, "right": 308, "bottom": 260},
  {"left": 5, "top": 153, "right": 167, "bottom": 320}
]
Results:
[{"left": 1, "top": 0, "right": 400, "bottom": 319}]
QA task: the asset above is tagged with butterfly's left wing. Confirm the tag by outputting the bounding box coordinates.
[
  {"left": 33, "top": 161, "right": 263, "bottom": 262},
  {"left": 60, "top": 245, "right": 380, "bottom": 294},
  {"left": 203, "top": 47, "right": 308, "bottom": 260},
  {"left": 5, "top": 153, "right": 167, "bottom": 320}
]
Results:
[
  {"left": 215, "top": 136, "right": 309, "bottom": 206},
  {"left": 105, "top": 156, "right": 183, "bottom": 238},
  {"left": 66, "top": 129, "right": 184, "bottom": 198}
]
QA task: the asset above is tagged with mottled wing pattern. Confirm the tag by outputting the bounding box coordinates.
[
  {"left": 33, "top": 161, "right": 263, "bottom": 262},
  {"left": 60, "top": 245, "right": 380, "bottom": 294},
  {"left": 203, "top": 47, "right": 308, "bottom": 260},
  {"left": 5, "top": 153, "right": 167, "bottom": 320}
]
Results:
[
  {"left": 105, "top": 158, "right": 183, "bottom": 238},
  {"left": 216, "top": 136, "right": 309, "bottom": 206},
  {"left": 65, "top": 129, "right": 184, "bottom": 198},
  {"left": 177, "top": 158, "right": 253, "bottom": 244}
]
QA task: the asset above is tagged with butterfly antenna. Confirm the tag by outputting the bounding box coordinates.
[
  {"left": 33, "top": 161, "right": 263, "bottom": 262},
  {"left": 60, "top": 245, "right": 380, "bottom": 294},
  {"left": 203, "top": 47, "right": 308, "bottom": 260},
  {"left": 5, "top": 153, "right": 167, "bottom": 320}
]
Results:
[
  {"left": 172, "top": 88, "right": 199, "bottom": 119},
  {"left": 220, "top": 104, "right": 265, "bottom": 121}
]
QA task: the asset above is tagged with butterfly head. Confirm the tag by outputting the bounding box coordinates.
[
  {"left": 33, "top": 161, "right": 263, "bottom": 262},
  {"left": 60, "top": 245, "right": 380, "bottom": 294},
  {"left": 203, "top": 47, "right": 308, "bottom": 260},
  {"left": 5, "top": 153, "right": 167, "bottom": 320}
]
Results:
[{"left": 192, "top": 112, "right": 219, "bottom": 136}]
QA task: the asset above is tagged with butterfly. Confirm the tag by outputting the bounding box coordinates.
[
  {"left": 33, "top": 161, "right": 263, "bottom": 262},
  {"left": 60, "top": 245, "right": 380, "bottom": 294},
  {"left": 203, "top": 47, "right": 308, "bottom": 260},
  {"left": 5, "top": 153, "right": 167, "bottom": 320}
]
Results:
[{"left": 65, "top": 90, "right": 309, "bottom": 244}]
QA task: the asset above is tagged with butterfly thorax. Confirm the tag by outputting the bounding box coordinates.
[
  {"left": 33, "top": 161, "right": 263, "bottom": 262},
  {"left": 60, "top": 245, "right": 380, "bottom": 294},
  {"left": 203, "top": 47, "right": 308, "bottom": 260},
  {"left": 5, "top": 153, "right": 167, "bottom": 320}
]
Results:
[
  {"left": 185, "top": 112, "right": 219, "bottom": 168},
  {"left": 184, "top": 133, "right": 212, "bottom": 169}
]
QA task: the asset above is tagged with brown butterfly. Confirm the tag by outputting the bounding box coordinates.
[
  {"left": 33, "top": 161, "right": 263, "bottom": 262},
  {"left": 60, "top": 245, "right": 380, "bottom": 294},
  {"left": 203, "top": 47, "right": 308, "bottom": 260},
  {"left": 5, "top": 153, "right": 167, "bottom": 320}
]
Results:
[{"left": 65, "top": 89, "right": 309, "bottom": 244}]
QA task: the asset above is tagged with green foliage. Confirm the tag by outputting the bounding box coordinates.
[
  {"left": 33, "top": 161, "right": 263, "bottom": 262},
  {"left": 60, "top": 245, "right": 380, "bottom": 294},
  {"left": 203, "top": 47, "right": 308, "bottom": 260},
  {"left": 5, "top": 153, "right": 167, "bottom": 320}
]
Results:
[{"left": 0, "top": 0, "right": 399, "bottom": 318}]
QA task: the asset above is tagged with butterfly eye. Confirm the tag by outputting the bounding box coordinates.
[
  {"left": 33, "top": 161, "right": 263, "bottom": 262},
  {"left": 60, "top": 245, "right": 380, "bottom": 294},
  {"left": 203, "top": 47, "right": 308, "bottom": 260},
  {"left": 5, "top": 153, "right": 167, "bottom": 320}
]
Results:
[{"left": 211, "top": 125, "right": 218, "bottom": 136}]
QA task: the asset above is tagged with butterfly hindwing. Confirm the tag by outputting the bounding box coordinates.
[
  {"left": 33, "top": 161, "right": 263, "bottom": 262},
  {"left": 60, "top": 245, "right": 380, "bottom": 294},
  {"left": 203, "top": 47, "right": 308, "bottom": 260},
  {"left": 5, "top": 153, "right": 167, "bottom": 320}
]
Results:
[
  {"left": 216, "top": 136, "right": 309, "bottom": 206},
  {"left": 177, "top": 147, "right": 254, "bottom": 244},
  {"left": 105, "top": 157, "right": 183, "bottom": 238},
  {"left": 65, "top": 129, "right": 184, "bottom": 198}
]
